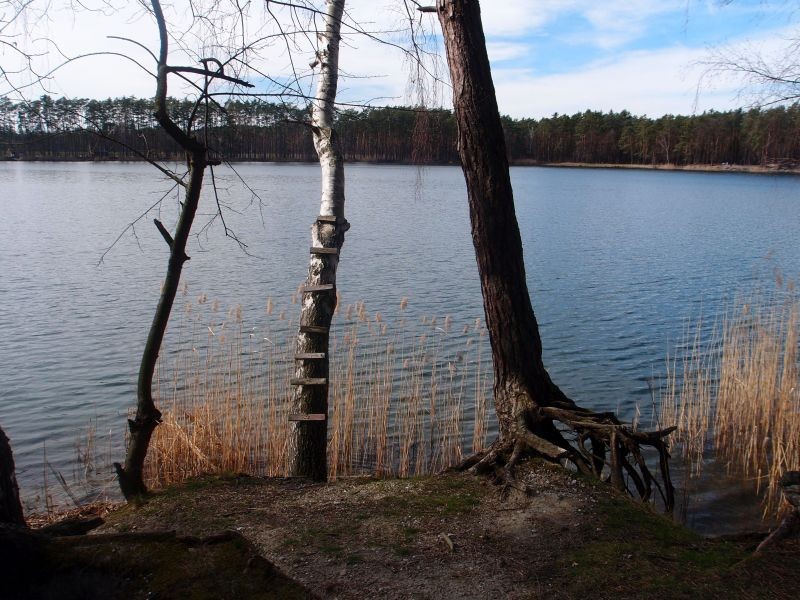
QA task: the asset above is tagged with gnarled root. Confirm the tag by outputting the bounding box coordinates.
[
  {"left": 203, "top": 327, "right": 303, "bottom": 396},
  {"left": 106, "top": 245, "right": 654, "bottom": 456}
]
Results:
[
  {"left": 455, "top": 424, "right": 571, "bottom": 496},
  {"left": 457, "top": 402, "right": 676, "bottom": 511},
  {"left": 455, "top": 440, "right": 526, "bottom": 496},
  {"left": 756, "top": 472, "right": 800, "bottom": 553}
]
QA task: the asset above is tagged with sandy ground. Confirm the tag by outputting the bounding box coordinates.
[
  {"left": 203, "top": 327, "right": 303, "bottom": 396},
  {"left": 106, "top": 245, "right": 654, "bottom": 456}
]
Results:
[
  {"left": 95, "top": 464, "right": 602, "bottom": 599},
  {"left": 87, "top": 461, "right": 799, "bottom": 599}
]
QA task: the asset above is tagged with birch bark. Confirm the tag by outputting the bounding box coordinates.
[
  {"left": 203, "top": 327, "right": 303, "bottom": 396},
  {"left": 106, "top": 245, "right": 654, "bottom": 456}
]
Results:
[{"left": 289, "top": 0, "right": 348, "bottom": 481}]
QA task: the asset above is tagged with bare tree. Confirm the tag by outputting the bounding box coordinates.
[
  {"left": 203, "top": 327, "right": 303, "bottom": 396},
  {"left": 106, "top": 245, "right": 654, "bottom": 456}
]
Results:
[
  {"left": 422, "top": 0, "right": 675, "bottom": 507},
  {"left": 12, "top": 0, "right": 420, "bottom": 492},
  {"left": 700, "top": 1, "right": 800, "bottom": 107},
  {"left": 113, "top": 0, "right": 251, "bottom": 501},
  {"left": 701, "top": 40, "right": 800, "bottom": 107},
  {"left": 0, "top": 1, "right": 43, "bottom": 95}
]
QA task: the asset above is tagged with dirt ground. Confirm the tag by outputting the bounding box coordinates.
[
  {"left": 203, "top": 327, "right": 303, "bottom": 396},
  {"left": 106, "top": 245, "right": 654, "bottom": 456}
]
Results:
[
  {"left": 96, "top": 463, "right": 595, "bottom": 599},
  {"left": 77, "top": 461, "right": 798, "bottom": 600}
]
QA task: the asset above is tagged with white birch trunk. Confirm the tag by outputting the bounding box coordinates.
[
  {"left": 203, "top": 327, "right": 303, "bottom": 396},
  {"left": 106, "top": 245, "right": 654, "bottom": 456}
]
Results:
[
  {"left": 313, "top": 0, "right": 346, "bottom": 219},
  {"left": 289, "top": 0, "right": 348, "bottom": 480}
]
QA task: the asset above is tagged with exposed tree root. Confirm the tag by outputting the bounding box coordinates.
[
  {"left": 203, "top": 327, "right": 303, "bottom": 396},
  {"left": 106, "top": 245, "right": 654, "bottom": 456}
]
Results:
[
  {"left": 433, "top": 0, "right": 676, "bottom": 514},
  {"left": 457, "top": 400, "right": 677, "bottom": 511},
  {"left": 756, "top": 472, "right": 800, "bottom": 553}
]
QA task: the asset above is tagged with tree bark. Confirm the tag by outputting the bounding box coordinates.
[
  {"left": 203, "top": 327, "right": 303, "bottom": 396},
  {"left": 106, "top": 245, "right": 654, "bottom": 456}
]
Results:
[
  {"left": 289, "top": 0, "right": 348, "bottom": 481},
  {"left": 435, "top": 0, "right": 674, "bottom": 506},
  {"left": 436, "top": 0, "right": 567, "bottom": 442},
  {"left": 114, "top": 0, "right": 208, "bottom": 500},
  {"left": 0, "top": 424, "right": 25, "bottom": 526}
]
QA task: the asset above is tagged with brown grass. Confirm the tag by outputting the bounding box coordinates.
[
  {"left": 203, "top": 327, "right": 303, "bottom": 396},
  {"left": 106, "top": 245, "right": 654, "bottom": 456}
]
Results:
[
  {"left": 659, "top": 283, "right": 800, "bottom": 516},
  {"left": 143, "top": 295, "right": 492, "bottom": 489}
]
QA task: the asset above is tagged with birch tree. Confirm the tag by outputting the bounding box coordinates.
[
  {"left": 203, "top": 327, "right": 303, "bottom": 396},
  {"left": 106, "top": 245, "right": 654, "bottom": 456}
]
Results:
[{"left": 288, "top": 0, "right": 348, "bottom": 481}]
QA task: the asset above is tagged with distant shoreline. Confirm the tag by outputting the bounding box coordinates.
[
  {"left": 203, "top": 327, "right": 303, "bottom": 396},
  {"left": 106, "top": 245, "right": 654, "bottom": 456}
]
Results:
[
  {"left": 4, "top": 156, "right": 800, "bottom": 175},
  {"left": 515, "top": 160, "right": 800, "bottom": 175}
]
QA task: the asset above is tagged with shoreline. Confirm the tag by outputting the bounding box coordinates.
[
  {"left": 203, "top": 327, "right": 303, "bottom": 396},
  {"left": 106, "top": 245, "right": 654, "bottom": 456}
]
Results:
[
  {"left": 515, "top": 160, "right": 800, "bottom": 175},
  {"left": 4, "top": 156, "right": 800, "bottom": 175},
  {"left": 13, "top": 469, "right": 799, "bottom": 599}
]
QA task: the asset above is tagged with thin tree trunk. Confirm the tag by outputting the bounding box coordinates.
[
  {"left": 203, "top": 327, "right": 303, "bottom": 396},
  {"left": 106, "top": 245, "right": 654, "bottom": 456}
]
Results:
[
  {"left": 115, "top": 0, "right": 208, "bottom": 500},
  {"left": 289, "top": 0, "right": 348, "bottom": 481},
  {"left": 115, "top": 157, "right": 205, "bottom": 500},
  {"left": 0, "top": 424, "right": 25, "bottom": 526}
]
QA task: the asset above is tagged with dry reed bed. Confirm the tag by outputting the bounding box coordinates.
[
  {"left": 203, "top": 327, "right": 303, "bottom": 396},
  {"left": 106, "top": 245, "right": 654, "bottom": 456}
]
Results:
[
  {"left": 144, "top": 295, "right": 492, "bottom": 489},
  {"left": 659, "top": 283, "right": 800, "bottom": 515}
]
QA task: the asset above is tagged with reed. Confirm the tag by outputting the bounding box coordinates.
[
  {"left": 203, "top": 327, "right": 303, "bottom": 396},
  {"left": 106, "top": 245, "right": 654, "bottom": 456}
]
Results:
[
  {"left": 659, "top": 283, "right": 800, "bottom": 516},
  {"left": 143, "top": 294, "right": 492, "bottom": 488}
]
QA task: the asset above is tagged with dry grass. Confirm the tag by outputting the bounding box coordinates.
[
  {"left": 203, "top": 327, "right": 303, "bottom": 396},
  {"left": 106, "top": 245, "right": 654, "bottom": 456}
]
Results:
[
  {"left": 659, "top": 282, "right": 800, "bottom": 516},
  {"left": 143, "top": 294, "right": 492, "bottom": 489}
]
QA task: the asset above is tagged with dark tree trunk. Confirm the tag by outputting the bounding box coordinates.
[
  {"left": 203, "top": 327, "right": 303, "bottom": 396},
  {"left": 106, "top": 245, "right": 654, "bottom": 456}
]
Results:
[
  {"left": 0, "top": 424, "right": 25, "bottom": 526},
  {"left": 436, "top": 0, "right": 568, "bottom": 443},
  {"left": 114, "top": 0, "right": 222, "bottom": 500},
  {"left": 435, "top": 0, "right": 675, "bottom": 506},
  {"left": 115, "top": 153, "right": 205, "bottom": 500}
]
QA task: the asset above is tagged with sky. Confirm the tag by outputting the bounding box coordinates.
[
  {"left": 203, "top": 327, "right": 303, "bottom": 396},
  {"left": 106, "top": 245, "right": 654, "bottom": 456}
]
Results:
[{"left": 3, "top": 0, "right": 798, "bottom": 118}]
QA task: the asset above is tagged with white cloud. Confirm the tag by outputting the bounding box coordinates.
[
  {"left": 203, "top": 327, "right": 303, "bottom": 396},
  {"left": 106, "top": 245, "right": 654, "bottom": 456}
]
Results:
[
  {"left": 487, "top": 42, "right": 529, "bottom": 63},
  {"left": 337, "top": 34, "right": 414, "bottom": 104},
  {"left": 479, "top": 1, "right": 687, "bottom": 47},
  {"left": 480, "top": 1, "right": 574, "bottom": 37},
  {"left": 490, "top": 24, "right": 798, "bottom": 118},
  {"left": 493, "top": 46, "right": 712, "bottom": 118},
  {"left": 580, "top": 0, "right": 684, "bottom": 48}
]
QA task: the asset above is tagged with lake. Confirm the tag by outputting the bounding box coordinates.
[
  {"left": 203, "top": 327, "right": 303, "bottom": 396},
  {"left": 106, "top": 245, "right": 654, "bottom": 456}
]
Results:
[{"left": 1, "top": 161, "right": 798, "bottom": 531}]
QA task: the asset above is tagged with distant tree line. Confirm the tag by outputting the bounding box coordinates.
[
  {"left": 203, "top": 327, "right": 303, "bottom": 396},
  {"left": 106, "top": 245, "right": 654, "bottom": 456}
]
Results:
[{"left": 1, "top": 95, "right": 799, "bottom": 167}]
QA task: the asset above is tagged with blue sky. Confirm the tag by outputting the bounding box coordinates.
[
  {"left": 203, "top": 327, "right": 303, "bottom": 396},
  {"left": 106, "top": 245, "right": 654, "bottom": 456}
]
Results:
[
  {"left": 4, "top": 1, "right": 798, "bottom": 118},
  {"left": 460, "top": 0, "right": 798, "bottom": 117},
  {"left": 340, "top": 0, "right": 799, "bottom": 117},
  {"left": 496, "top": 3, "right": 782, "bottom": 76}
]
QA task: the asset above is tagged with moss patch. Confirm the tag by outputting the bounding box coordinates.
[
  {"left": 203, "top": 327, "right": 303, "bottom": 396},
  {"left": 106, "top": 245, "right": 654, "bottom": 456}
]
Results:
[
  {"left": 558, "top": 495, "right": 797, "bottom": 599},
  {"left": 8, "top": 530, "right": 311, "bottom": 600},
  {"left": 370, "top": 475, "right": 482, "bottom": 517}
]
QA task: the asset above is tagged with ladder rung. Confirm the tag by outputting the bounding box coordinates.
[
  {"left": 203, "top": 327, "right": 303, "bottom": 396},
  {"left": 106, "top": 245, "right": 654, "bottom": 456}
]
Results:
[
  {"left": 300, "top": 325, "right": 329, "bottom": 334},
  {"left": 301, "top": 284, "right": 335, "bottom": 293},
  {"left": 289, "top": 413, "right": 327, "bottom": 422},
  {"left": 295, "top": 353, "right": 326, "bottom": 360},
  {"left": 310, "top": 247, "right": 339, "bottom": 255},
  {"left": 290, "top": 377, "right": 327, "bottom": 386}
]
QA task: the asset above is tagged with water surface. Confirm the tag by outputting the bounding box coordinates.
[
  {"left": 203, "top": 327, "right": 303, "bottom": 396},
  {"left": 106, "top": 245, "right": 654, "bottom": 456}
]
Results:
[{"left": 1, "top": 161, "right": 797, "bottom": 531}]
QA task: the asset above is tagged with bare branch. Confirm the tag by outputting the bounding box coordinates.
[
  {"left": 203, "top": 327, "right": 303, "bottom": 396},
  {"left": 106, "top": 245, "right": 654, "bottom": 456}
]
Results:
[
  {"left": 97, "top": 181, "right": 183, "bottom": 265},
  {"left": 153, "top": 218, "right": 174, "bottom": 248},
  {"left": 166, "top": 65, "right": 253, "bottom": 87}
]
